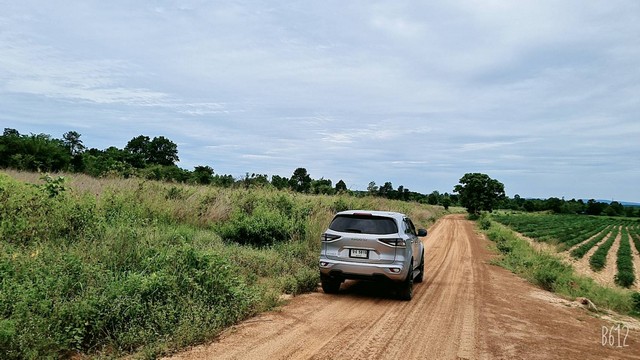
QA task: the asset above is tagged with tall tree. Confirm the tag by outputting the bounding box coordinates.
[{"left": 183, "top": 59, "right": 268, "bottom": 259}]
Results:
[
  {"left": 271, "top": 175, "right": 289, "bottom": 190},
  {"left": 453, "top": 173, "right": 505, "bottom": 215},
  {"left": 124, "top": 135, "right": 151, "bottom": 168},
  {"left": 367, "top": 181, "right": 378, "bottom": 195},
  {"left": 289, "top": 167, "right": 311, "bottom": 192},
  {"left": 62, "top": 131, "right": 85, "bottom": 156},
  {"left": 148, "top": 136, "right": 179, "bottom": 166},
  {"left": 335, "top": 179, "right": 347, "bottom": 192}
]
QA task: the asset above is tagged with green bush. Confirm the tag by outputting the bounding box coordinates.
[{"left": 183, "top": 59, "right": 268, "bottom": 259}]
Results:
[
  {"left": 0, "top": 174, "right": 100, "bottom": 245},
  {"left": 632, "top": 292, "right": 640, "bottom": 314},
  {"left": 479, "top": 217, "right": 492, "bottom": 230},
  {"left": 217, "top": 201, "right": 306, "bottom": 247}
]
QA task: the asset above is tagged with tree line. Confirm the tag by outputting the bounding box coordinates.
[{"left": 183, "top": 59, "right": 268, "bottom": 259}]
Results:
[
  {"left": 0, "top": 128, "right": 436, "bottom": 200},
  {"left": 1, "top": 128, "right": 637, "bottom": 217}
]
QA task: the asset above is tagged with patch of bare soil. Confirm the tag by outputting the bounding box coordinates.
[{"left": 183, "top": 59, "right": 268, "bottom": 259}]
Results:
[{"left": 164, "top": 216, "right": 640, "bottom": 360}]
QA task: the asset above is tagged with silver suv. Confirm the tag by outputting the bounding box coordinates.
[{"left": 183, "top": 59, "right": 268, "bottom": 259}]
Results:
[{"left": 319, "top": 210, "right": 427, "bottom": 300}]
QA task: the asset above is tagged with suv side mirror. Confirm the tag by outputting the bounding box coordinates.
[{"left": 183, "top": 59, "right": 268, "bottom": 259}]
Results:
[{"left": 417, "top": 229, "right": 427, "bottom": 237}]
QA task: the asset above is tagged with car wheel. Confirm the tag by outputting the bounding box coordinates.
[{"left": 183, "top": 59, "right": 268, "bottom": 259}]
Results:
[
  {"left": 414, "top": 254, "right": 424, "bottom": 283},
  {"left": 320, "top": 274, "right": 341, "bottom": 294},
  {"left": 398, "top": 267, "right": 413, "bottom": 301}
]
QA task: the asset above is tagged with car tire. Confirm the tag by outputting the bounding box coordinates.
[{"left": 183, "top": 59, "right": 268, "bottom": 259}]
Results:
[
  {"left": 398, "top": 267, "right": 413, "bottom": 301},
  {"left": 414, "top": 253, "right": 424, "bottom": 283},
  {"left": 320, "top": 274, "right": 341, "bottom": 294}
]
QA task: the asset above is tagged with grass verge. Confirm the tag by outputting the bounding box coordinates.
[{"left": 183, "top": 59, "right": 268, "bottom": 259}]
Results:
[{"left": 0, "top": 171, "right": 446, "bottom": 359}]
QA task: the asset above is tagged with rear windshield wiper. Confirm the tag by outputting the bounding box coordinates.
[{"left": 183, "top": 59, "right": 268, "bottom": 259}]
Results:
[{"left": 344, "top": 228, "right": 362, "bottom": 233}]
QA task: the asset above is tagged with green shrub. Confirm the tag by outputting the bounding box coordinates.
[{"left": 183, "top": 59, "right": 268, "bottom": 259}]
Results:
[
  {"left": 632, "top": 292, "right": 640, "bottom": 314},
  {"left": 217, "top": 201, "right": 306, "bottom": 247},
  {"left": 479, "top": 217, "right": 492, "bottom": 230}
]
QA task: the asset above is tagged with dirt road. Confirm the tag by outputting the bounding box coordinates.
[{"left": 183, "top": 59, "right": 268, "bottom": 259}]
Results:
[{"left": 166, "top": 215, "right": 640, "bottom": 359}]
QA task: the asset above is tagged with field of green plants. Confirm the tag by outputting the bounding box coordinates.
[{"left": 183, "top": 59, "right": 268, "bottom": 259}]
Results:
[
  {"left": 492, "top": 213, "right": 640, "bottom": 289},
  {"left": 0, "top": 171, "right": 445, "bottom": 359}
]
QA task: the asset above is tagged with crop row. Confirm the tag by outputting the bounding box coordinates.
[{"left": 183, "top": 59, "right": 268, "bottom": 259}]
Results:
[
  {"left": 570, "top": 226, "right": 612, "bottom": 259},
  {"left": 615, "top": 228, "right": 635, "bottom": 287},
  {"left": 631, "top": 227, "right": 640, "bottom": 253},
  {"left": 492, "top": 214, "right": 613, "bottom": 246},
  {"left": 589, "top": 227, "right": 619, "bottom": 271}
]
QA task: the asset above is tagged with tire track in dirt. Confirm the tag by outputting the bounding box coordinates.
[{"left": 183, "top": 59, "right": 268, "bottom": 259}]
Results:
[{"left": 165, "top": 215, "right": 640, "bottom": 360}]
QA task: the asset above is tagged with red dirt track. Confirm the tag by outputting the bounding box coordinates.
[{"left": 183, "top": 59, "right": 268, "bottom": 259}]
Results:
[{"left": 166, "top": 215, "right": 640, "bottom": 360}]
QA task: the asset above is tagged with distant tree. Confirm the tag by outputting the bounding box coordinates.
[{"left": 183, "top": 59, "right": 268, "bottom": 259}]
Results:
[
  {"left": 625, "top": 206, "right": 637, "bottom": 217},
  {"left": 212, "top": 174, "right": 235, "bottom": 187},
  {"left": 335, "top": 179, "right": 347, "bottom": 192},
  {"left": 367, "top": 181, "right": 378, "bottom": 195},
  {"left": 62, "top": 131, "right": 85, "bottom": 156},
  {"left": 3, "top": 128, "right": 20, "bottom": 137},
  {"left": 289, "top": 167, "right": 311, "bottom": 192},
  {"left": 585, "top": 199, "right": 607, "bottom": 216},
  {"left": 378, "top": 182, "right": 393, "bottom": 197},
  {"left": 605, "top": 201, "right": 625, "bottom": 217},
  {"left": 311, "top": 178, "right": 334, "bottom": 195},
  {"left": 192, "top": 165, "right": 214, "bottom": 184},
  {"left": 271, "top": 175, "right": 289, "bottom": 190},
  {"left": 427, "top": 191, "right": 440, "bottom": 205},
  {"left": 545, "top": 197, "right": 564, "bottom": 214},
  {"left": 453, "top": 173, "right": 505, "bottom": 215},
  {"left": 124, "top": 135, "right": 151, "bottom": 168},
  {"left": 148, "top": 136, "right": 179, "bottom": 166},
  {"left": 522, "top": 200, "right": 536, "bottom": 212},
  {"left": 242, "top": 173, "right": 269, "bottom": 188},
  {"left": 441, "top": 196, "right": 452, "bottom": 210}
]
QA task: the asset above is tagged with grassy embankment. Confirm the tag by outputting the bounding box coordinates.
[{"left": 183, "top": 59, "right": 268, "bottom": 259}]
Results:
[
  {"left": 478, "top": 215, "right": 640, "bottom": 316},
  {"left": 0, "top": 170, "right": 446, "bottom": 359}
]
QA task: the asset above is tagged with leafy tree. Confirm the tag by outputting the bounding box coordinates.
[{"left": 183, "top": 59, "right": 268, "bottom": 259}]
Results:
[
  {"left": 427, "top": 191, "right": 440, "bottom": 205},
  {"left": 335, "top": 179, "right": 347, "bottom": 192},
  {"left": 3, "top": 128, "right": 19, "bottom": 137},
  {"left": 62, "top": 131, "right": 86, "bottom": 171},
  {"left": 124, "top": 135, "right": 151, "bottom": 168},
  {"left": 62, "top": 131, "right": 85, "bottom": 156},
  {"left": 148, "top": 136, "right": 179, "bottom": 166},
  {"left": 545, "top": 197, "right": 564, "bottom": 214},
  {"left": 242, "top": 173, "right": 269, "bottom": 188},
  {"left": 367, "top": 181, "right": 378, "bottom": 195},
  {"left": 453, "top": 173, "right": 505, "bottom": 215},
  {"left": 289, "top": 168, "right": 311, "bottom": 192},
  {"left": 311, "top": 178, "right": 334, "bottom": 195},
  {"left": 605, "top": 201, "right": 624, "bottom": 217},
  {"left": 586, "top": 199, "right": 607, "bottom": 215},
  {"left": 271, "top": 175, "right": 289, "bottom": 190},
  {"left": 378, "top": 182, "right": 393, "bottom": 197},
  {"left": 441, "top": 196, "right": 451, "bottom": 210},
  {"left": 212, "top": 174, "right": 235, "bottom": 187},
  {"left": 192, "top": 165, "right": 214, "bottom": 184}
]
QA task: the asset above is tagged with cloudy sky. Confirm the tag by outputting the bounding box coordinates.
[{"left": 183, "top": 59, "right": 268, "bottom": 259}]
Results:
[{"left": 1, "top": 1, "right": 639, "bottom": 201}]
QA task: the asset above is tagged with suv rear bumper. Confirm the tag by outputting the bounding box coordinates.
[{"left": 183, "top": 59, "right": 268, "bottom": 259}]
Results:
[{"left": 319, "top": 258, "right": 408, "bottom": 282}]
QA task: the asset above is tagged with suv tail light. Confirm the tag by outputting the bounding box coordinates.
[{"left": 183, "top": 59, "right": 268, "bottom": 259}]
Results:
[
  {"left": 379, "top": 238, "right": 406, "bottom": 247},
  {"left": 321, "top": 233, "right": 341, "bottom": 242}
]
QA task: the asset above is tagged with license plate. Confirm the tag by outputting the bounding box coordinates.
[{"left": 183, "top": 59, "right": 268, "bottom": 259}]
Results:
[{"left": 349, "top": 249, "right": 369, "bottom": 259}]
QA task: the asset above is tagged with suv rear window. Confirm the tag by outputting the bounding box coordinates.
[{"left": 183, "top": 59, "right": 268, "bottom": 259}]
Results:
[{"left": 329, "top": 215, "right": 398, "bottom": 235}]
